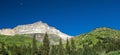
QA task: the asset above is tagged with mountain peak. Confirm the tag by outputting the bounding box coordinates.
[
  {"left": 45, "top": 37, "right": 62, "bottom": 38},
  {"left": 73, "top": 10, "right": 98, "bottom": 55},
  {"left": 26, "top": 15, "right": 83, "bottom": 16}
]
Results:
[
  {"left": 33, "top": 21, "right": 46, "bottom": 25},
  {"left": 0, "top": 21, "right": 72, "bottom": 39},
  {"left": 93, "top": 27, "right": 117, "bottom": 32}
]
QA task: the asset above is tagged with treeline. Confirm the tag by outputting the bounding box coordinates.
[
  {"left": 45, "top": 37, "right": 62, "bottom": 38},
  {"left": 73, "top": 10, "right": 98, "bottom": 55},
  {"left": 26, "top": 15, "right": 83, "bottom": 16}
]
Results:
[
  {"left": 0, "top": 33, "right": 77, "bottom": 55},
  {"left": 0, "top": 33, "right": 120, "bottom": 55}
]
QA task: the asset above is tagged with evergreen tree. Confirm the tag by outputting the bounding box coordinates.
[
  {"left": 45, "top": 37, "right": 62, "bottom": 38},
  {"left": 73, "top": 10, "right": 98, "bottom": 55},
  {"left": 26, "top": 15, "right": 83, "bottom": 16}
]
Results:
[
  {"left": 57, "top": 38, "right": 64, "bottom": 55},
  {"left": 70, "top": 38, "right": 76, "bottom": 55},
  {"left": 38, "top": 46, "right": 42, "bottom": 55},
  {"left": 1, "top": 42, "right": 7, "bottom": 55},
  {"left": 49, "top": 45, "right": 57, "bottom": 55},
  {"left": 32, "top": 34, "right": 37, "bottom": 55},
  {"left": 66, "top": 38, "right": 71, "bottom": 55},
  {"left": 42, "top": 33, "right": 50, "bottom": 55}
]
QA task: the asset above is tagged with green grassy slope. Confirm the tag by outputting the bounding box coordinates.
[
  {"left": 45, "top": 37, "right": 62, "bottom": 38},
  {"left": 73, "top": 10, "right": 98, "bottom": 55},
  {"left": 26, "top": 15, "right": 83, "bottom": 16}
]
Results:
[
  {"left": 0, "top": 35, "right": 41, "bottom": 47},
  {"left": 74, "top": 27, "right": 120, "bottom": 47},
  {"left": 73, "top": 27, "right": 120, "bottom": 54}
]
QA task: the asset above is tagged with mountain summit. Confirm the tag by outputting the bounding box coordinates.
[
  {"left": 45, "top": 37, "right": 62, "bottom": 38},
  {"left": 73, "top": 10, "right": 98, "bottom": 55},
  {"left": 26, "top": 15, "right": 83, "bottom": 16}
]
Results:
[{"left": 0, "top": 21, "right": 72, "bottom": 40}]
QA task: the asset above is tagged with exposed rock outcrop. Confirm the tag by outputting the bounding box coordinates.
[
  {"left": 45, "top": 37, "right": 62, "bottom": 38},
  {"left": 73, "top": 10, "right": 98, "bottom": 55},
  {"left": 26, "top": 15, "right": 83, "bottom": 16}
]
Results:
[{"left": 0, "top": 21, "right": 72, "bottom": 40}]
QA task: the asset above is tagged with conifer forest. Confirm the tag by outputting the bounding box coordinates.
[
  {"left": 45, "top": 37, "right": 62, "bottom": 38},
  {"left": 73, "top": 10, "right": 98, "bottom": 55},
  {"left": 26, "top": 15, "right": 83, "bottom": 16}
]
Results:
[{"left": 0, "top": 28, "right": 120, "bottom": 55}]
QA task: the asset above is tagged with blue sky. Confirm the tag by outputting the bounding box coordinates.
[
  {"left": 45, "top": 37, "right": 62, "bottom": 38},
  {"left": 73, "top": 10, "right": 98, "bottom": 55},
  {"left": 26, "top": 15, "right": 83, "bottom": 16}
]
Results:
[{"left": 0, "top": 0, "right": 120, "bottom": 36}]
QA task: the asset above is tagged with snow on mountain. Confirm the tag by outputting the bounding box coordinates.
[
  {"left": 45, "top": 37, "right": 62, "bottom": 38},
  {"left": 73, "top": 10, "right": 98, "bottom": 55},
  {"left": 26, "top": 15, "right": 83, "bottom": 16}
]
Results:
[{"left": 0, "top": 21, "right": 72, "bottom": 40}]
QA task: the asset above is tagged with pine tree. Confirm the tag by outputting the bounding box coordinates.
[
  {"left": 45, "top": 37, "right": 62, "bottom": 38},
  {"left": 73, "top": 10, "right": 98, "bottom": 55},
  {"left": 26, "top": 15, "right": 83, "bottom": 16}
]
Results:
[
  {"left": 32, "top": 34, "right": 37, "bottom": 55},
  {"left": 38, "top": 46, "right": 42, "bottom": 55},
  {"left": 57, "top": 38, "right": 64, "bottom": 55},
  {"left": 66, "top": 38, "right": 71, "bottom": 55},
  {"left": 49, "top": 45, "right": 57, "bottom": 55},
  {"left": 1, "top": 42, "right": 7, "bottom": 55},
  {"left": 42, "top": 33, "right": 50, "bottom": 55},
  {"left": 71, "top": 38, "right": 76, "bottom": 55}
]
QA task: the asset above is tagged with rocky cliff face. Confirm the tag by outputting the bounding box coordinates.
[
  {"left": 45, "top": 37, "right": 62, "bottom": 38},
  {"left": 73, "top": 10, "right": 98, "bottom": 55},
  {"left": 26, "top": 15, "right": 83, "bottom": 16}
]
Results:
[
  {"left": 0, "top": 21, "right": 72, "bottom": 40},
  {"left": 0, "top": 29, "right": 15, "bottom": 36}
]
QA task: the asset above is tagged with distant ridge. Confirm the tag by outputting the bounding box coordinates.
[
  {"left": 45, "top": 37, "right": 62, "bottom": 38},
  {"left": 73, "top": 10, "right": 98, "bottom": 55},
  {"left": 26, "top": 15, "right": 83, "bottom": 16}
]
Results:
[{"left": 0, "top": 21, "right": 72, "bottom": 40}]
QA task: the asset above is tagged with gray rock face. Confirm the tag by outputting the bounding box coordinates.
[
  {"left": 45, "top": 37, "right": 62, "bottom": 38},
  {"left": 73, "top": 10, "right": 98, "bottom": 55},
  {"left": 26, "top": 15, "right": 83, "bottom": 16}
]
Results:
[
  {"left": 0, "top": 29, "right": 15, "bottom": 36},
  {"left": 0, "top": 21, "right": 72, "bottom": 40}
]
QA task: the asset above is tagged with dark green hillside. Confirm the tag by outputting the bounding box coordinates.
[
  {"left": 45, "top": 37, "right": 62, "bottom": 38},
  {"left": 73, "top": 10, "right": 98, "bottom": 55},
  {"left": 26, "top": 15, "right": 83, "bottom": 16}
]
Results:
[
  {"left": 74, "top": 27, "right": 120, "bottom": 54},
  {"left": 0, "top": 35, "right": 41, "bottom": 46},
  {"left": 0, "top": 34, "right": 42, "bottom": 55},
  {"left": 75, "top": 27, "right": 120, "bottom": 46}
]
